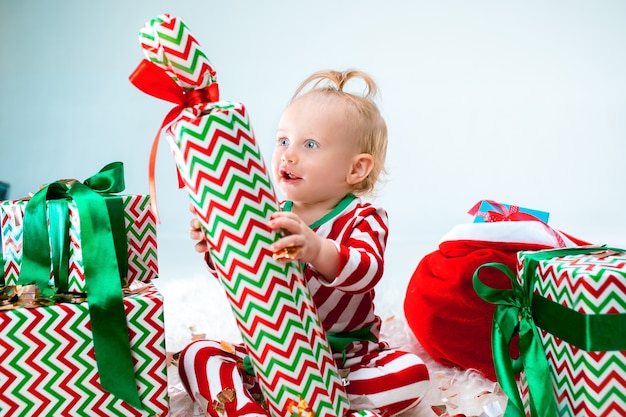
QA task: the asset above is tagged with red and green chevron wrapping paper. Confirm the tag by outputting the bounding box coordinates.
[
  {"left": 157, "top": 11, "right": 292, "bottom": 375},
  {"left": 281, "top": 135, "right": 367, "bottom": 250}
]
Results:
[
  {"left": 0, "top": 194, "right": 158, "bottom": 291},
  {"left": 517, "top": 249, "right": 626, "bottom": 416},
  {"left": 0, "top": 283, "right": 168, "bottom": 416},
  {"left": 131, "top": 13, "right": 349, "bottom": 417}
]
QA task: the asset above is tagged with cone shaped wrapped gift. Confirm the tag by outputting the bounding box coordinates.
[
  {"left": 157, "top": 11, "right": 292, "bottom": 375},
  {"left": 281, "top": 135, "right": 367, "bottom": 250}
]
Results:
[{"left": 130, "top": 14, "right": 349, "bottom": 417}]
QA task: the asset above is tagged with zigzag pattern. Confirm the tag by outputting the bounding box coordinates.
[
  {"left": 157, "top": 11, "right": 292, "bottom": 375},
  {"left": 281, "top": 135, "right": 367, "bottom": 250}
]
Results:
[
  {"left": 1, "top": 201, "right": 25, "bottom": 285},
  {"left": 535, "top": 255, "right": 626, "bottom": 313},
  {"left": 67, "top": 203, "right": 85, "bottom": 291},
  {"left": 517, "top": 251, "right": 626, "bottom": 416},
  {"left": 139, "top": 14, "right": 215, "bottom": 89},
  {"left": 122, "top": 195, "right": 159, "bottom": 284},
  {"left": 0, "top": 196, "right": 158, "bottom": 292},
  {"left": 165, "top": 95, "right": 348, "bottom": 417},
  {"left": 0, "top": 285, "right": 168, "bottom": 416},
  {"left": 137, "top": 13, "right": 348, "bottom": 416},
  {"left": 540, "top": 329, "right": 626, "bottom": 416}
]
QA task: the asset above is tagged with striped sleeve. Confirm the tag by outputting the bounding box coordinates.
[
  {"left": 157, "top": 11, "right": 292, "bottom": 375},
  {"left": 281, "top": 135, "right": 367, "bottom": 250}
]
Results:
[{"left": 322, "top": 203, "right": 388, "bottom": 293}]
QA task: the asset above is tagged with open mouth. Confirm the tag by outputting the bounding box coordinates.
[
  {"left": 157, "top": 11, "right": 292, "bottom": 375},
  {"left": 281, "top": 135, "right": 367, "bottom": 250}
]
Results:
[{"left": 280, "top": 169, "right": 300, "bottom": 180}]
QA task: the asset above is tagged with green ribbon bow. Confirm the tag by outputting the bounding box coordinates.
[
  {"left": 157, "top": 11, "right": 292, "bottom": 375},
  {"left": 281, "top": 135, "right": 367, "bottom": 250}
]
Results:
[
  {"left": 473, "top": 246, "right": 626, "bottom": 417},
  {"left": 327, "top": 325, "right": 377, "bottom": 368},
  {"left": 18, "top": 161, "right": 142, "bottom": 409}
]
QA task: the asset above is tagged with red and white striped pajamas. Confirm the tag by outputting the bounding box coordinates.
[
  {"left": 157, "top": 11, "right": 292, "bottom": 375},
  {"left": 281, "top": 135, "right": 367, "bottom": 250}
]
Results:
[{"left": 178, "top": 194, "right": 430, "bottom": 416}]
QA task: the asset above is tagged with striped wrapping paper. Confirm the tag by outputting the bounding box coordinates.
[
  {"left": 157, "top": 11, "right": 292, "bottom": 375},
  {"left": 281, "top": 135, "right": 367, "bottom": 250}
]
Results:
[
  {"left": 0, "top": 283, "right": 168, "bottom": 416},
  {"left": 517, "top": 248, "right": 626, "bottom": 417},
  {"left": 130, "top": 13, "right": 349, "bottom": 417},
  {"left": 1, "top": 194, "right": 158, "bottom": 291}
]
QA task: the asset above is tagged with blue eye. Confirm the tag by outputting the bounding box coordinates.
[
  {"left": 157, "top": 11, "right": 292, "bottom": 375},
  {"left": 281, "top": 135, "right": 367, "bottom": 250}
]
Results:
[
  {"left": 278, "top": 138, "right": 289, "bottom": 146},
  {"left": 304, "top": 139, "right": 319, "bottom": 149}
]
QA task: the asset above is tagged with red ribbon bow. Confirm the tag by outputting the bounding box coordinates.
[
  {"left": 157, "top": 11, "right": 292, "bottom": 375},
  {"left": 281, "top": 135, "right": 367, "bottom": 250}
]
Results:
[
  {"left": 475, "top": 200, "right": 540, "bottom": 223},
  {"left": 129, "top": 59, "right": 220, "bottom": 222},
  {"left": 468, "top": 200, "right": 566, "bottom": 247}
]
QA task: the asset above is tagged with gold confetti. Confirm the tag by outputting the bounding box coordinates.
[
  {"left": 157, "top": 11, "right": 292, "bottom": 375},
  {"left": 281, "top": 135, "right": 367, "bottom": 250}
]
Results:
[
  {"left": 123, "top": 280, "right": 151, "bottom": 294},
  {"left": 166, "top": 351, "right": 181, "bottom": 367},
  {"left": 287, "top": 398, "right": 315, "bottom": 417},
  {"left": 211, "top": 399, "right": 225, "bottom": 414},
  {"left": 338, "top": 368, "right": 350, "bottom": 379},
  {"left": 220, "top": 340, "right": 237, "bottom": 355},
  {"left": 272, "top": 246, "right": 302, "bottom": 260},
  {"left": 216, "top": 388, "right": 236, "bottom": 403}
]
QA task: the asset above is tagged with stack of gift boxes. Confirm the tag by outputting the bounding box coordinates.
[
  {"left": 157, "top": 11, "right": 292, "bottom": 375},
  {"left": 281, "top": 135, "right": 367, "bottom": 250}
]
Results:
[
  {"left": 470, "top": 200, "right": 626, "bottom": 417},
  {"left": 0, "top": 162, "right": 168, "bottom": 416}
]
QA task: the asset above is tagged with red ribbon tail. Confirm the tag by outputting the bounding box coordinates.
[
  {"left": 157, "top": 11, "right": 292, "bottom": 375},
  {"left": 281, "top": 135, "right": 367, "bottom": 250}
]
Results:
[
  {"left": 467, "top": 200, "right": 482, "bottom": 216},
  {"left": 130, "top": 58, "right": 221, "bottom": 224},
  {"left": 148, "top": 129, "right": 161, "bottom": 224}
]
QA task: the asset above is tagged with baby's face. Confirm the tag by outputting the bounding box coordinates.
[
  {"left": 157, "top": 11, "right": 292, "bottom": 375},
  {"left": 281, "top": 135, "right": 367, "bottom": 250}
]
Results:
[{"left": 272, "top": 93, "right": 360, "bottom": 206}]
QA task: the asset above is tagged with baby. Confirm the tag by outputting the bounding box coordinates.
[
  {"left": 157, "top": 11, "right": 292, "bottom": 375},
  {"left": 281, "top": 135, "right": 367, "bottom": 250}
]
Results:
[{"left": 180, "top": 69, "right": 429, "bottom": 416}]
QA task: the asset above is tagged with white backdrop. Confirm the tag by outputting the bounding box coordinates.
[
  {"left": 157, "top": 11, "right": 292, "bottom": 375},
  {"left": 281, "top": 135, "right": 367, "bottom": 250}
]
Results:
[{"left": 2, "top": 1, "right": 626, "bottom": 287}]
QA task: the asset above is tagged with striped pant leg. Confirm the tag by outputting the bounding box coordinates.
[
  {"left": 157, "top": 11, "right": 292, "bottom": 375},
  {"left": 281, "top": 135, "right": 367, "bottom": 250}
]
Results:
[
  {"left": 178, "top": 339, "right": 268, "bottom": 417},
  {"left": 344, "top": 349, "right": 430, "bottom": 416}
]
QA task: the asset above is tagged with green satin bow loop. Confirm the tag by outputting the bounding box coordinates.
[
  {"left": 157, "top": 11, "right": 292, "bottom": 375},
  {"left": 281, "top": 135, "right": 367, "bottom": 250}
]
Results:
[
  {"left": 84, "top": 161, "right": 126, "bottom": 194},
  {"left": 20, "top": 161, "right": 129, "bottom": 290},
  {"left": 473, "top": 262, "right": 555, "bottom": 417},
  {"left": 20, "top": 181, "right": 72, "bottom": 290},
  {"left": 47, "top": 199, "right": 71, "bottom": 293},
  {"left": 19, "top": 162, "right": 142, "bottom": 409},
  {"left": 473, "top": 246, "right": 626, "bottom": 417},
  {"left": 83, "top": 161, "right": 129, "bottom": 286}
]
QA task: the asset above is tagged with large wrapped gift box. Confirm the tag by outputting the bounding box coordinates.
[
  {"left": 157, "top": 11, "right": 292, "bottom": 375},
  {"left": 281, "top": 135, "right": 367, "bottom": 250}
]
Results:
[
  {"left": 129, "top": 14, "right": 349, "bottom": 417},
  {"left": 0, "top": 283, "right": 169, "bottom": 416},
  {"left": 474, "top": 246, "right": 626, "bottom": 417},
  {"left": 1, "top": 179, "right": 158, "bottom": 291},
  {"left": 0, "top": 162, "right": 166, "bottom": 415}
]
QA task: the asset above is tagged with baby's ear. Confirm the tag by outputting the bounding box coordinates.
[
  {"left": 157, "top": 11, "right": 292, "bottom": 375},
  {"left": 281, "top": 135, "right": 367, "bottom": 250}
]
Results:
[{"left": 347, "top": 153, "right": 374, "bottom": 186}]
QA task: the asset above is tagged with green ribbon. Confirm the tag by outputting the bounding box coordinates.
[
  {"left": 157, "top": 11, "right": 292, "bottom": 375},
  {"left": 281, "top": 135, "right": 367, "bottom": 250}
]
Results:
[
  {"left": 19, "top": 162, "right": 142, "bottom": 409},
  {"left": 84, "top": 162, "right": 129, "bottom": 287},
  {"left": 327, "top": 325, "right": 377, "bottom": 368},
  {"left": 473, "top": 246, "right": 626, "bottom": 417},
  {"left": 47, "top": 200, "right": 71, "bottom": 293}
]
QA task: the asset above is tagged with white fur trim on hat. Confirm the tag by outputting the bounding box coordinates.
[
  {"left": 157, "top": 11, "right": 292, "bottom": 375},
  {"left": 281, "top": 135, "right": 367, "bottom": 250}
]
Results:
[{"left": 439, "top": 221, "right": 578, "bottom": 248}]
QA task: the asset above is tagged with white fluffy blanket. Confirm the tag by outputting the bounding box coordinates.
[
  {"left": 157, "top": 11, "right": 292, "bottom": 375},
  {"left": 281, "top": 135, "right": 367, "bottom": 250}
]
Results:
[{"left": 154, "top": 270, "right": 507, "bottom": 417}]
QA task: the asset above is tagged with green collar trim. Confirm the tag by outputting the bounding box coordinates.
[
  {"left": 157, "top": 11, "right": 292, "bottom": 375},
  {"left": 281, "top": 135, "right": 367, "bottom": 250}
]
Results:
[{"left": 283, "top": 194, "right": 356, "bottom": 229}]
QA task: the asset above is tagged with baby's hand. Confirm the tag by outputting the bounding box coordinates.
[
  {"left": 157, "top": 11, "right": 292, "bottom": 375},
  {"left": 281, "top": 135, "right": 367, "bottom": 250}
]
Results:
[
  {"left": 189, "top": 205, "right": 215, "bottom": 270},
  {"left": 268, "top": 211, "right": 321, "bottom": 265},
  {"left": 190, "top": 218, "right": 210, "bottom": 253},
  {"left": 189, "top": 205, "right": 209, "bottom": 254}
]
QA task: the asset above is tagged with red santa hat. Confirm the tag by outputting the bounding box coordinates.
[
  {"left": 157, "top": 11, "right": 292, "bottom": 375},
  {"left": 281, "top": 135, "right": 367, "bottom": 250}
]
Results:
[{"left": 404, "top": 220, "right": 588, "bottom": 381}]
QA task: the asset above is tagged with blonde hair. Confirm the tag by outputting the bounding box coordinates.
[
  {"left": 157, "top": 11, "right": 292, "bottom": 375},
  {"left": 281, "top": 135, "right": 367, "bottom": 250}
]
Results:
[{"left": 290, "top": 69, "right": 388, "bottom": 195}]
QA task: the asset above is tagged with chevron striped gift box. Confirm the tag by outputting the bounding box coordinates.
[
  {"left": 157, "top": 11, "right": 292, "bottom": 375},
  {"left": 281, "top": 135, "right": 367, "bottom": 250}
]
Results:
[
  {"left": 129, "top": 13, "right": 349, "bottom": 417},
  {"left": 1, "top": 194, "right": 158, "bottom": 291},
  {"left": 519, "top": 248, "right": 626, "bottom": 417},
  {"left": 0, "top": 283, "right": 169, "bottom": 416},
  {"left": 474, "top": 246, "right": 626, "bottom": 417}
]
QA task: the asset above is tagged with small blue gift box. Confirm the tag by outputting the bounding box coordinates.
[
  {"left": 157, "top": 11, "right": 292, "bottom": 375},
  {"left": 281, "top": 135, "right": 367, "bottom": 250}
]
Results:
[{"left": 468, "top": 200, "right": 550, "bottom": 224}]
